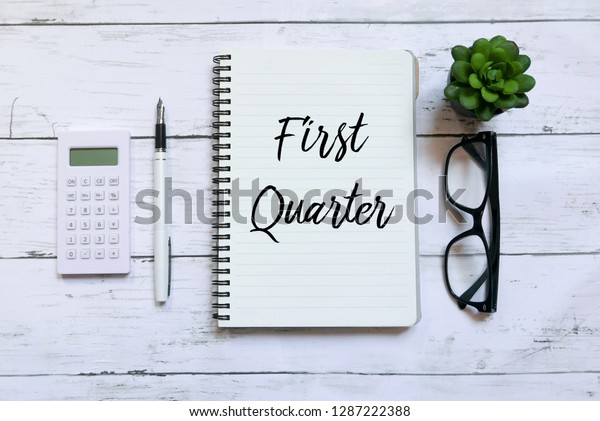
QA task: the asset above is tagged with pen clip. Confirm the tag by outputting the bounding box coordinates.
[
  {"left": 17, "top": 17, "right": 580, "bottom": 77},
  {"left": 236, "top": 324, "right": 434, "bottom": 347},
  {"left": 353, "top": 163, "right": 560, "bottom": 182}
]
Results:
[{"left": 167, "top": 236, "right": 172, "bottom": 297}]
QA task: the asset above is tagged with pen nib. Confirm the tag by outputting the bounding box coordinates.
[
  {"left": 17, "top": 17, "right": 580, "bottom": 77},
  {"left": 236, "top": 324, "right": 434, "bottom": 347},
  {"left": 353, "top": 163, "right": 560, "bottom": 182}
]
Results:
[{"left": 156, "top": 98, "right": 165, "bottom": 124}]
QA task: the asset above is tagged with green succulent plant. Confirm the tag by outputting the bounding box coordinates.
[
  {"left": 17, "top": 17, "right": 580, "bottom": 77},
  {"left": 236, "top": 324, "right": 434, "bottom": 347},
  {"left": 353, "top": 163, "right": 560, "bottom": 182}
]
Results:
[{"left": 444, "top": 35, "right": 536, "bottom": 121}]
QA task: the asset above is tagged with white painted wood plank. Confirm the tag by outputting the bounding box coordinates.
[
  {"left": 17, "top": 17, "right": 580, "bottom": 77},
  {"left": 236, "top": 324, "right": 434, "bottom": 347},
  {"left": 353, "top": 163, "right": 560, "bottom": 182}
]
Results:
[
  {"left": 1, "top": 255, "right": 598, "bottom": 376},
  {"left": 2, "top": 135, "right": 599, "bottom": 258},
  {"left": 0, "top": 372, "right": 597, "bottom": 400},
  {"left": 1, "top": 0, "right": 597, "bottom": 404},
  {"left": 0, "top": 22, "right": 598, "bottom": 138},
  {"left": 0, "top": 139, "right": 212, "bottom": 258},
  {"left": 0, "top": 0, "right": 597, "bottom": 24},
  {"left": 417, "top": 134, "right": 600, "bottom": 256}
]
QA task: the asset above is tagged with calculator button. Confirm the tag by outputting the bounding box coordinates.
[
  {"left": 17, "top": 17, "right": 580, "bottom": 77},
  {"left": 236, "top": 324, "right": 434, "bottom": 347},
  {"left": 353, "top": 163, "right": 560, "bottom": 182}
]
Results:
[
  {"left": 95, "top": 191, "right": 105, "bottom": 201},
  {"left": 95, "top": 205, "right": 105, "bottom": 215},
  {"left": 95, "top": 176, "right": 105, "bottom": 186},
  {"left": 80, "top": 234, "right": 90, "bottom": 245},
  {"left": 66, "top": 220, "right": 76, "bottom": 230},
  {"left": 109, "top": 233, "right": 119, "bottom": 244},
  {"left": 109, "top": 177, "right": 119, "bottom": 186},
  {"left": 95, "top": 249, "right": 105, "bottom": 259},
  {"left": 67, "top": 192, "right": 77, "bottom": 201},
  {"left": 66, "top": 234, "right": 76, "bottom": 245},
  {"left": 66, "top": 177, "right": 77, "bottom": 187},
  {"left": 109, "top": 191, "right": 119, "bottom": 200},
  {"left": 81, "top": 176, "right": 91, "bottom": 187},
  {"left": 66, "top": 249, "right": 76, "bottom": 259},
  {"left": 81, "top": 249, "right": 91, "bottom": 259},
  {"left": 80, "top": 219, "right": 90, "bottom": 230},
  {"left": 95, "top": 219, "right": 105, "bottom": 230},
  {"left": 66, "top": 205, "right": 77, "bottom": 215},
  {"left": 80, "top": 191, "right": 91, "bottom": 201},
  {"left": 109, "top": 249, "right": 119, "bottom": 259},
  {"left": 109, "top": 220, "right": 119, "bottom": 229},
  {"left": 109, "top": 205, "right": 119, "bottom": 215},
  {"left": 95, "top": 234, "right": 105, "bottom": 244},
  {"left": 81, "top": 205, "right": 90, "bottom": 215}
]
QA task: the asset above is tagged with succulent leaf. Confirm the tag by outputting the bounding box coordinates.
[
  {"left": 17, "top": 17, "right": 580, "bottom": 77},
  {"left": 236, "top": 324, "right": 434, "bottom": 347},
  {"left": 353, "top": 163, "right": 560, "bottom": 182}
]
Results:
[
  {"left": 516, "top": 54, "right": 531, "bottom": 72},
  {"left": 459, "top": 87, "right": 481, "bottom": 110},
  {"left": 515, "top": 93, "right": 530, "bottom": 108},
  {"left": 498, "top": 41, "right": 519, "bottom": 60},
  {"left": 485, "top": 68, "right": 500, "bottom": 83},
  {"left": 493, "top": 61, "right": 507, "bottom": 74},
  {"left": 489, "top": 47, "right": 507, "bottom": 63},
  {"left": 444, "top": 81, "right": 464, "bottom": 100},
  {"left": 494, "top": 94, "right": 519, "bottom": 109},
  {"left": 451, "top": 45, "right": 472, "bottom": 62},
  {"left": 489, "top": 35, "right": 507, "bottom": 48},
  {"left": 468, "top": 73, "right": 483, "bottom": 89},
  {"left": 506, "top": 60, "right": 524, "bottom": 78},
  {"left": 481, "top": 87, "right": 499, "bottom": 103},
  {"left": 489, "top": 79, "right": 505, "bottom": 91},
  {"left": 472, "top": 38, "right": 492, "bottom": 59},
  {"left": 475, "top": 103, "right": 496, "bottom": 121},
  {"left": 478, "top": 61, "right": 494, "bottom": 79},
  {"left": 470, "top": 53, "right": 486, "bottom": 71},
  {"left": 502, "top": 79, "right": 519, "bottom": 95},
  {"left": 513, "top": 74, "right": 536, "bottom": 92},
  {"left": 451, "top": 60, "right": 473, "bottom": 83}
]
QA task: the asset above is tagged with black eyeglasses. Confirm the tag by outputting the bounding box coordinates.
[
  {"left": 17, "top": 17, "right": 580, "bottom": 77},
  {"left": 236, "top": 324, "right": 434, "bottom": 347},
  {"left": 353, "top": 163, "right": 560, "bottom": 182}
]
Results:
[{"left": 443, "top": 131, "right": 500, "bottom": 313}]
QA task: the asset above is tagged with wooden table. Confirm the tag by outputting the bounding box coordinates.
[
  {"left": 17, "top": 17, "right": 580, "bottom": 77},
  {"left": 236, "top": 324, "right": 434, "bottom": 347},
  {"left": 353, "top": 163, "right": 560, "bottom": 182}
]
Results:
[{"left": 1, "top": 1, "right": 599, "bottom": 400}]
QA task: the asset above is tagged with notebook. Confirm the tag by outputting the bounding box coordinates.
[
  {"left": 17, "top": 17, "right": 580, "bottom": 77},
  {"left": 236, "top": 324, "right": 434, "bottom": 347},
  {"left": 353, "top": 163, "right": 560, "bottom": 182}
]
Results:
[{"left": 211, "top": 50, "right": 420, "bottom": 327}]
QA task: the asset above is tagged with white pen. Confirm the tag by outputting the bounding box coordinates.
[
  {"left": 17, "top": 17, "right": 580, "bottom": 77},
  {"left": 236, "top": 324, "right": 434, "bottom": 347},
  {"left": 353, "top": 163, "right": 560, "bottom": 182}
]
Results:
[{"left": 154, "top": 98, "right": 171, "bottom": 302}]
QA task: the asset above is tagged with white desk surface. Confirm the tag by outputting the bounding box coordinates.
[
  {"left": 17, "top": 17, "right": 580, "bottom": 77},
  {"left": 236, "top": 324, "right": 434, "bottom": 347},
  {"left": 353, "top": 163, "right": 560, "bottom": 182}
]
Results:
[{"left": 0, "top": 0, "right": 599, "bottom": 400}]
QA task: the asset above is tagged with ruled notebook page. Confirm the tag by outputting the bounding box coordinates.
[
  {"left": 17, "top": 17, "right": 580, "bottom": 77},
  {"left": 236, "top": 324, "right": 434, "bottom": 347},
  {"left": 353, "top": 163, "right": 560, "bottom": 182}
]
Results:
[{"left": 218, "top": 50, "right": 419, "bottom": 327}]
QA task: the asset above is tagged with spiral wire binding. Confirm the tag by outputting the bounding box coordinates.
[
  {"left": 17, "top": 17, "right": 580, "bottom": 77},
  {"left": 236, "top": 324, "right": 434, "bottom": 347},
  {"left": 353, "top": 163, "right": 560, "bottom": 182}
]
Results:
[{"left": 211, "top": 55, "right": 232, "bottom": 320}]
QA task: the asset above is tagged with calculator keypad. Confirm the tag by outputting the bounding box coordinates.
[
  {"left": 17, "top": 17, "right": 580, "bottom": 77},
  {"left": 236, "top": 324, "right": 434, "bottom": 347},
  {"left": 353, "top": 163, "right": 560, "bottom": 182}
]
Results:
[
  {"left": 57, "top": 130, "right": 130, "bottom": 275},
  {"left": 63, "top": 175, "right": 122, "bottom": 264}
]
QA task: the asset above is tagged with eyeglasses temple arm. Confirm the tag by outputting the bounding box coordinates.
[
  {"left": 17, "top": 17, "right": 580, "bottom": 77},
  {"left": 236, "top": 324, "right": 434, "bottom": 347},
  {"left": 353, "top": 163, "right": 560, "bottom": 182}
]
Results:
[
  {"left": 461, "top": 142, "right": 487, "bottom": 169},
  {"left": 459, "top": 270, "right": 488, "bottom": 303}
]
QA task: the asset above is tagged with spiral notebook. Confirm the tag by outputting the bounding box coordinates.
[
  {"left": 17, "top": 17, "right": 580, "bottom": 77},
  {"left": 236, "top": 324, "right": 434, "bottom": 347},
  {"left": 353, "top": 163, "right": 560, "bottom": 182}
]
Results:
[{"left": 212, "top": 50, "right": 420, "bottom": 327}]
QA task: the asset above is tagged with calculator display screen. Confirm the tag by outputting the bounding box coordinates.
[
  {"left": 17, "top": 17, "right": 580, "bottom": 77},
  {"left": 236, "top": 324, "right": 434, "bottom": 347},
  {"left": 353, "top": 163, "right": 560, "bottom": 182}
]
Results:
[{"left": 70, "top": 148, "right": 118, "bottom": 166}]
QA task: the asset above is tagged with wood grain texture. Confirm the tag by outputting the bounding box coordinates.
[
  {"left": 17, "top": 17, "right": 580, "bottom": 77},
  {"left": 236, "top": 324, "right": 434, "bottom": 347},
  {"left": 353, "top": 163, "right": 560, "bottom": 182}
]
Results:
[
  {"left": 0, "top": 22, "right": 599, "bottom": 138},
  {"left": 1, "top": 1, "right": 598, "bottom": 24},
  {"left": 2, "top": 135, "right": 600, "bottom": 258},
  {"left": 0, "top": 138, "right": 213, "bottom": 258},
  {"left": 1, "top": 0, "right": 599, "bottom": 402},
  {"left": 0, "top": 255, "right": 598, "bottom": 380},
  {"left": 0, "top": 373, "right": 597, "bottom": 400}
]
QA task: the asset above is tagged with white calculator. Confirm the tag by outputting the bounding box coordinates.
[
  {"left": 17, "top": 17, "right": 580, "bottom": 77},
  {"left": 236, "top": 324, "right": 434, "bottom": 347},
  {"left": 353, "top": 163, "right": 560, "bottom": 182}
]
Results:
[{"left": 57, "top": 130, "right": 131, "bottom": 275}]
